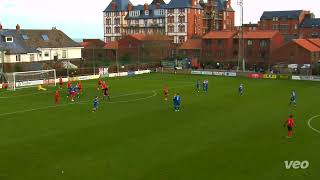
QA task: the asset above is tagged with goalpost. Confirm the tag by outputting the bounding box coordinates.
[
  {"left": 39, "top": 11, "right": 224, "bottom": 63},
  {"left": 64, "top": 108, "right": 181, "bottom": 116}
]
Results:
[{"left": 5, "top": 69, "right": 56, "bottom": 91}]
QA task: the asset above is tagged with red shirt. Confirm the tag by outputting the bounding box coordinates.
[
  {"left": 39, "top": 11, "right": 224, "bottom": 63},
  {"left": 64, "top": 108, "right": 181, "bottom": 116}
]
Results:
[
  {"left": 287, "top": 118, "right": 295, "bottom": 127},
  {"left": 59, "top": 78, "right": 63, "bottom": 84},
  {"left": 55, "top": 91, "right": 60, "bottom": 98},
  {"left": 78, "top": 82, "right": 82, "bottom": 89},
  {"left": 67, "top": 81, "right": 71, "bottom": 88},
  {"left": 101, "top": 83, "right": 107, "bottom": 89},
  {"left": 98, "top": 79, "right": 102, "bottom": 85}
]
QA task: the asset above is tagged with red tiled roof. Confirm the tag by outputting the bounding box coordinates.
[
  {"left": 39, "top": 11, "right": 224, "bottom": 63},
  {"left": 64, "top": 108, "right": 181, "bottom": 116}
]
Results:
[
  {"left": 293, "top": 39, "right": 320, "bottom": 52},
  {"left": 104, "top": 41, "right": 118, "bottom": 49},
  {"left": 308, "top": 39, "right": 320, "bottom": 48},
  {"left": 128, "top": 34, "right": 171, "bottom": 41},
  {"left": 203, "top": 31, "right": 237, "bottom": 39},
  {"left": 242, "top": 31, "right": 279, "bottom": 39},
  {"left": 81, "top": 39, "right": 106, "bottom": 48},
  {"left": 179, "top": 39, "right": 202, "bottom": 50}
]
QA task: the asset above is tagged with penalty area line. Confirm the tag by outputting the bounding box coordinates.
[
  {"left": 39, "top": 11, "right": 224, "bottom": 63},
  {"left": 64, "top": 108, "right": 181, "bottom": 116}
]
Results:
[{"left": 307, "top": 115, "right": 320, "bottom": 134}]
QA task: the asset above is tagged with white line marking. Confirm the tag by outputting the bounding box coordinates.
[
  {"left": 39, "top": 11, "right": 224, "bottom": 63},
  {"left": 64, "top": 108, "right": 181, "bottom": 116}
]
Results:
[
  {"left": 307, "top": 115, "right": 320, "bottom": 134},
  {"left": 0, "top": 91, "right": 157, "bottom": 117}
]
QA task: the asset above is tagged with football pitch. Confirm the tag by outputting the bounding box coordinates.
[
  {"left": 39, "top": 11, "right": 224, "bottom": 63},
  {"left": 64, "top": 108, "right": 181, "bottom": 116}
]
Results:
[{"left": 0, "top": 73, "right": 320, "bottom": 180}]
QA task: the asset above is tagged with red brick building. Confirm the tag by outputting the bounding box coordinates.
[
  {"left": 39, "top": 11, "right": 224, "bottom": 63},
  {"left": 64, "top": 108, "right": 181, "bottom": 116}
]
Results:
[
  {"left": 258, "top": 10, "right": 311, "bottom": 42},
  {"left": 272, "top": 39, "right": 320, "bottom": 65},
  {"left": 200, "top": 0, "right": 235, "bottom": 33},
  {"left": 240, "top": 31, "right": 284, "bottom": 66},
  {"left": 178, "top": 39, "right": 202, "bottom": 59},
  {"left": 300, "top": 18, "right": 320, "bottom": 38},
  {"left": 117, "top": 34, "right": 173, "bottom": 63},
  {"left": 81, "top": 39, "right": 109, "bottom": 62},
  {"left": 202, "top": 31, "right": 237, "bottom": 62}
]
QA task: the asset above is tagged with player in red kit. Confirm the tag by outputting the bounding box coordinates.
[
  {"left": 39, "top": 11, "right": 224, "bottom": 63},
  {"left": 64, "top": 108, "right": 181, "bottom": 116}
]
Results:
[
  {"left": 67, "top": 80, "right": 71, "bottom": 89},
  {"left": 283, "top": 115, "right": 296, "bottom": 138},
  {"left": 54, "top": 90, "right": 60, "bottom": 104},
  {"left": 78, "top": 81, "right": 82, "bottom": 95},
  {"left": 164, "top": 85, "right": 169, "bottom": 101},
  {"left": 59, "top": 77, "right": 63, "bottom": 89},
  {"left": 97, "top": 78, "right": 102, "bottom": 90}
]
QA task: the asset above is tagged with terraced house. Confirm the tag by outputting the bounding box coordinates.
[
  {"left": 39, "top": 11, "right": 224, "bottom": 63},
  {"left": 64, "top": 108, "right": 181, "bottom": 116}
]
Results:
[{"left": 103, "top": 0, "right": 203, "bottom": 43}]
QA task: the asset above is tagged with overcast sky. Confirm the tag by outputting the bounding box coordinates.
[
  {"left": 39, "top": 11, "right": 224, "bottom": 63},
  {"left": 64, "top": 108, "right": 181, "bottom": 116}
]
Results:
[{"left": 0, "top": 0, "right": 319, "bottom": 39}]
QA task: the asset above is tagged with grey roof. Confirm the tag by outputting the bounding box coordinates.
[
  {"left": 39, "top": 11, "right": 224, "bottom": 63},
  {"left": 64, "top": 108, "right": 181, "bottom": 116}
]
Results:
[
  {"left": 104, "top": 0, "right": 132, "bottom": 12},
  {"left": 217, "top": 0, "right": 227, "bottom": 11},
  {"left": 260, "top": 10, "right": 303, "bottom": 20},
  {"left": 167, "top": 0, "right": 202, "bottom": 9},
  {"left": 0, "top": 29, "right": 81, "bottom": 55},
  {"left": 300, "top": 18, "right": 320, "bottom": 28}
]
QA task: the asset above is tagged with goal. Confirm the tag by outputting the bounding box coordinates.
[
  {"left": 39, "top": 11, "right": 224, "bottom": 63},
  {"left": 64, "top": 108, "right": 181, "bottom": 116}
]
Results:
[{"left": 5, "top": 69, "right": 56, "bottom": 91}]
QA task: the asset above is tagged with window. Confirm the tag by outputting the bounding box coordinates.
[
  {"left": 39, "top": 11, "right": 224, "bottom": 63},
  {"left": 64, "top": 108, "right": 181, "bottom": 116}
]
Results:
[
  {"left": 62, "top": 50, "right": 67, "bottom": 58},
  {"left": 115, "top": 27, "right": 120, "bottom": 33},
  {"left": 22, "top": 35, "right": 29, "bottom": 40},
  {"left": 179, "top": 9, "right": 185, "bottom": 14},
  {"left": 16, "top": 55, "right": 21, "bottom": 62},
  {"left": 106, "top": 37, "right": 111, "bottom": 42},
  {"left": 272, "top": 24, "right": 278, "bottom": 30},
  {"left": 205, "top": 40, "right": 212, "bottom": 47},
  {"left": 217, "top": 40, "right": 224, "bottom": 47},
  {"left": 145, "top": 10, "right": 149, "bottom": 15},
  {"left": 42, "top": 35, "right": 49, "bottom": 41},
  {"left": 30, "top": 54, "right": 35, "bottom": 61},
  {"left": 279, "top": 24, "right": 289, "bottom": 30},
  {"left": 178, "top": 25, "right": 185, "bottom": 32},
  {"left": 5, "top": 36, "right": 13, "bottom": 42},
  {"left": 135, "top": 20, "right": 139, "bottom": 25},
  {"left": 168, "top": 25, "right": 174, "bottom": 33},
  {"left": 115, "top": 18, "right": 120, "bottom": 25},
  {"left": 260, "top": 40, "right": 267, "bottom": 47},
  {"left": 106, "top": 27, "right": 111, "bottom": 34},
  {"left": 153, "top": 19, "right": 157, "bottom": 24},
  {"left": 248, "top": 40, "right": 253, "bottom": 46},
  {"left": 168, "top": 16, "right": 174, "bottom": 24},
  {"left": 115, "top": 12, "right": 120, "bottom": 16},
  {"left": 272, "top": 17, "right": 278, "bottom": 21},
  {"left": 294, "top": 24, "right": 298, "bottom": 30},
  {"left": 44, "top": 51, "right": 49, "bottom": 57},
  {"left": 144, "top": 20, "right": 148, "bottom": 26},
  {"left": 179, "top": 36, "right": 185, "bottom": 43},
  {"left": 168, "top": 9, "right": 174, "bottom": 14},
  {"left": 160, "top": 9, "right": 165, "bottom": 15},
  {"left": 178, "top": 16, "right": 185, "bottom": 23},
  {"left": 106, "top": 18, "right": 111, "bottom": 25}
]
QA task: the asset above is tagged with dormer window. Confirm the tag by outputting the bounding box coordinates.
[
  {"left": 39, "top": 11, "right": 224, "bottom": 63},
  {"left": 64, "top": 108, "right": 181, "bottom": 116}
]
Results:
[
  {"left": 22, "top": 35, "right": 29, "bottom": 40},
  {"left": 41, "top": 34, "right": 49, "bottom": 41},
  {"left": 145, "top": 10, "right": 149, "bottom": 16},
  {"left": 5, "top": 36, "right": 13, "bottom": 42}
]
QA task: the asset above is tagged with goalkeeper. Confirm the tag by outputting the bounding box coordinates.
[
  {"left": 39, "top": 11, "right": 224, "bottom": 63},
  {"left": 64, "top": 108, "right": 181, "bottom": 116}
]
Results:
[{"left": 37, "top": 84, "right": 47, "bottom": 91}]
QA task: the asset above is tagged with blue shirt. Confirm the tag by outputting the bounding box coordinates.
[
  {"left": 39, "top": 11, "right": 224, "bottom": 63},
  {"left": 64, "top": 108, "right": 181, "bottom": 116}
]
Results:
[
  {"left": 176, "top": 95, "right": 181, "bottom": 104},
  {"left": 94, "top": 98, "right": 99, "bottom": 107},
  {"left": 69, "top": 86, "right": 73, "bottom": 92}
]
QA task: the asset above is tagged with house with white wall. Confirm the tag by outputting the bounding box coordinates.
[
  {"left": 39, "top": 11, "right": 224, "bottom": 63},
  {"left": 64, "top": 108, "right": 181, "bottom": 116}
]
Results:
[{"left": 0, "top": 24, "right": 82, "bottom": 64}]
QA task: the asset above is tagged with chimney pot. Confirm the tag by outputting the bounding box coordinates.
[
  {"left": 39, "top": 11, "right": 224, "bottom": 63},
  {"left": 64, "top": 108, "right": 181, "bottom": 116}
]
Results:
[
  {"left": 128, "top": 3, "right": 133, "bottom": 11},
  {"left": 111, "top": 2, "right": 117, "bottom": 10},
  {"left": 0, "top": 24, "right": 3, "bottom": 30},
  {"left": 16, "top": 24, "right": 20, "bottom": 31},
  {"left": 144, "top": 3, "right": 149, "bottom": 10}
]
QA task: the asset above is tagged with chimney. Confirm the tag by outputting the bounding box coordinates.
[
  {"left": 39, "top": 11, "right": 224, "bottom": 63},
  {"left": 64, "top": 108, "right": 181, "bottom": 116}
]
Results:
[
  {"left": 144, "top": 3, "right": 149, "bottom": 11},
  {"left": 111, "top": 1, "right": 117, "bottom": 10},
  {"left": 191, "top": 0, "right": 197, "bottom": 7},
  {"left": 16, "top": 24, "right": 20, "bottom": 31},
  {"left": 128, "top": 3, "right": 133, "bottom": 11},
  {"left": 227, "top": 0, "right": 231, "bottom": 7},
  {"left": 156, "top": 3, "right": 160, "bottom": 9},
  {"left": 0, "top": 24, "right": 2, "bottom": 30}
]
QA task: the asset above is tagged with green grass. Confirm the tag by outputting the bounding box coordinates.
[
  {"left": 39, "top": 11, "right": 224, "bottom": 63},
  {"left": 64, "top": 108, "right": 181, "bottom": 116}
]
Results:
[{"left": 0, "top": 73, "right": 320, "bottom": 180}]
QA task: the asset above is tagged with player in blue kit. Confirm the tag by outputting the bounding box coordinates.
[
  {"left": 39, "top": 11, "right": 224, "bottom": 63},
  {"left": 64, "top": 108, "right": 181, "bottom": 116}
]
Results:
[
  {"left": 68, "top": 84, "right": 73, "bottom": 98},
  {"left": 239, "top": 84, "right": 244, "bottom": 96},
  {"left": 196, "top": 80, "right": 201, "bottom": 92},
  {"left": 92, "top": 96, "right": 99, "bottom": 112},
  {"left": 73, "top": 84, "right": 80, "bottom": 99},
  {"left": 173, "top": 93, "right": 181, "bottom": 112},
  {"left": 203, "top": 80, "right": 208, "bottom": 92},
  {"left": 290, "top": 90, "right": 297, "bottom": 106}
]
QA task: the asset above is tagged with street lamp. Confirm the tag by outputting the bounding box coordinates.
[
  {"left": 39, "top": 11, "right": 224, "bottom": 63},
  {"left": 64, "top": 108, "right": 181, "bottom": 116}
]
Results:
[{"left": 237, "top": 0, "right": 245, "bottom": 72}]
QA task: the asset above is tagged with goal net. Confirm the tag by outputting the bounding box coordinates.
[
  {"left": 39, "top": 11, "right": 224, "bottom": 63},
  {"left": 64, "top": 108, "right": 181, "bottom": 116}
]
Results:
[{"left": 5, "top": 69, "right": 56, "bottom": 91}]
